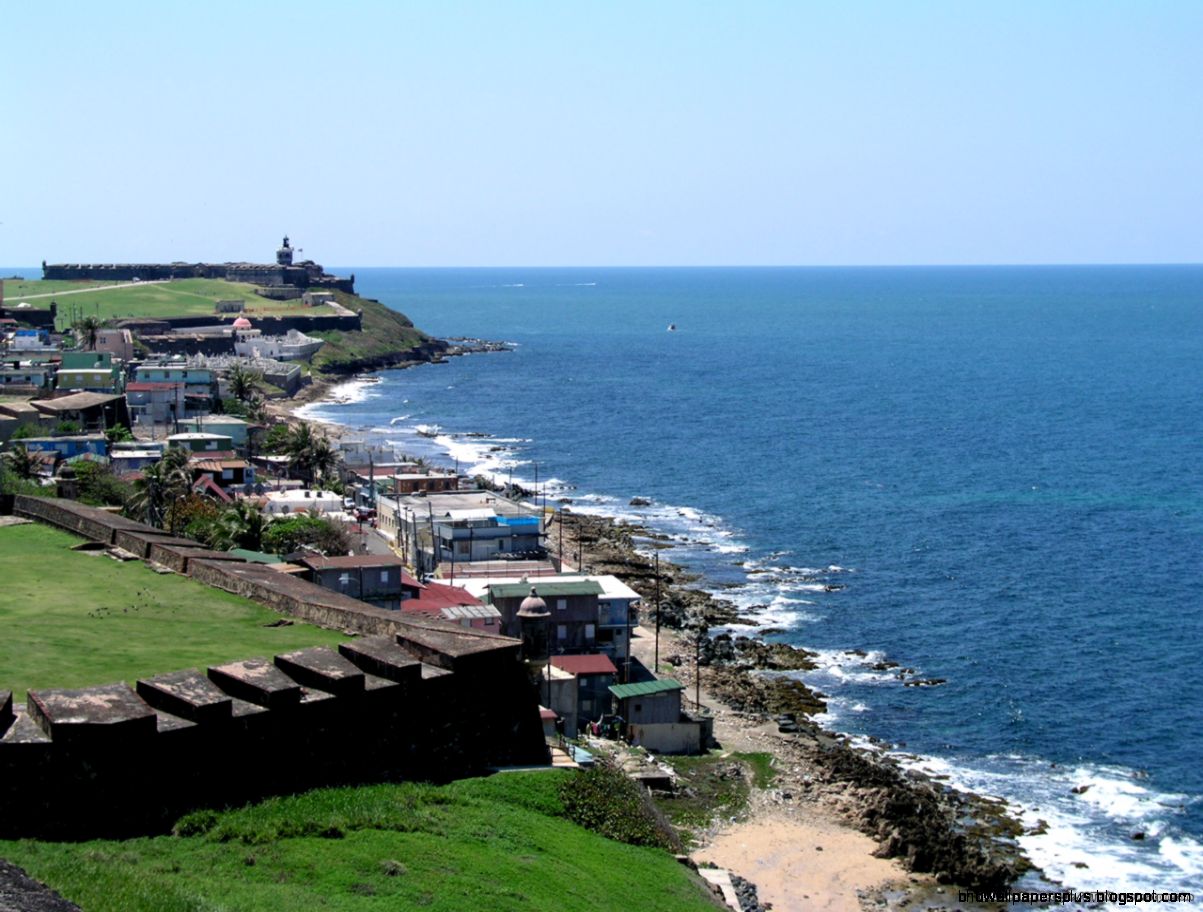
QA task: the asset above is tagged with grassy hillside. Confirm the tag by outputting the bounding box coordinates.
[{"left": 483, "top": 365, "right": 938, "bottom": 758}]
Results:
[
  {"left": 0, "top": 523, "right": 347, "bottom": 701},
  {"left": 308, "top": 289, "right": 439, "bottom": 375},
  {"left": 0, "top": 774, "right": 718, "bottom": 912},
  {"left": 3, "top": 278, "right": 333, "bottom": 329}
]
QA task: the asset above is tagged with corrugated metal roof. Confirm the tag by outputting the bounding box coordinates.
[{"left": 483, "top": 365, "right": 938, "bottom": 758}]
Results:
[
  {"left": 489, "top": 580, "right": 603, "bottom": 599},
  {"left": 608, "top": 678, "right": 684, "bottom": 699},
  {"left": 551, "top": 654, "right": 618, "bottom": 676}
]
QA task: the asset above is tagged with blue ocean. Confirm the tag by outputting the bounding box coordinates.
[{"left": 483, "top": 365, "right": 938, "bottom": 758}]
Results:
[{"left": 302, "top": 266, "right": 1199, "bottom": 895}]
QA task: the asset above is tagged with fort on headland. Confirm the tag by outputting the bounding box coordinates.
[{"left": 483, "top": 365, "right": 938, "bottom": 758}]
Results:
[{"left": 42, "top": 236, "right": 355, "bottom": 295}]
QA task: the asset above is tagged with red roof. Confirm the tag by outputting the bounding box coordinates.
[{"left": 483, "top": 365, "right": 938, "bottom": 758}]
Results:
[
  {"left": 550, "top": 654, "right": 619, "bottom": 676},
  {"left": 399, "top": 580, "right": 482, "bottom": 618}
]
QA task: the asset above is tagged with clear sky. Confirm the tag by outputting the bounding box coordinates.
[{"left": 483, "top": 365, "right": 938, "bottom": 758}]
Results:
[{"left": 3, "top": 1, "right": 1201, "bottom": 267}]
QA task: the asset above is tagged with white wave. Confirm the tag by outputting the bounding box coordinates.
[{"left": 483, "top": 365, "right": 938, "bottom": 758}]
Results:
[
  {"left": 389, "top": 415, "right": 411, "bottom": 425},
  {"left": 293, "top": 377, "right": 384, "bottom": 421},
  {"left": 894, "top": 752, "right": 1203, "bottom": 899}
]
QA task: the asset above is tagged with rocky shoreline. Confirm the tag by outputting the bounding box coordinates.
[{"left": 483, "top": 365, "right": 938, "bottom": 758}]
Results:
[{"left": 546, "top": 509, "right": 1029, "bottom": 894}]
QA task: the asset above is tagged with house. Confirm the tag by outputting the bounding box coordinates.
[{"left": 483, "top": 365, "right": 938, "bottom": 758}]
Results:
[
  {"left": 5, "top": 329, "right": 59, "bottom": 355},
  {"left": 167, "top": 432, "right": 234, "bottom": 455},
  {"left": 18, "top": 435, "right": 109, "bottom": 461},
  {"left": 0, "top": 359, "right": 53, "bottom": 391},
  {"left": 190, "top": 415, "right": 251, "bottom": 450},
  {"left": 109, "top": 447, "right": 166, "bottom": 474},
  {"left": 32, "top": 392, "right": 130, "bottom": 432},
  {"left": 376, "top": 489, "right": 545, "bottom": 575},
  {"left": 189, "top": 457, "right": 255, "bottom": 492},
  {"left": 608, "top": 678, "right": 712, "bottom": 755},
  {"left": 397, "top": 580, "right": 502, "bottom": 629},
  {"left": 94, "top": 328, "right": 135, "bottom": 362},
  {"left": 133, "top": 361, "right": 215, "bottom": 407},
  {"left": 300, "top": 554, "right": 413, "bottom": 611},
  {"left": 487, "top": 579, "right": 602, "bottom": 654},
  {"left": 56, "top": 352, "right": 124, "bottom": 394},
  {"left": 264, "top": 489, "right": 344, "bottom": 516},
  {"left": 455, "top": 573, "right": 640, "bottom": 661},
  {"left": 126, "top": 382, "right": 187, "bottom": 425},
  {"left": 551, "top": 654, "right": 619, "bottom": 734}
]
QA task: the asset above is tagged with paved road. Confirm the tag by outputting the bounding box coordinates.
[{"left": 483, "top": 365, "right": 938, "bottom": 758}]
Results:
[{"left": 6, "top": 280, "right": 167, "bottom": 301}]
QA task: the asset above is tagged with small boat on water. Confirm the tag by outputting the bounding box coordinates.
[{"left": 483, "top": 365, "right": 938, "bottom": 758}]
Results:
[
  {"left": 667, "top": 323, "right": 677, "bottom": 332},
  {"left": 415, "top": 424, "right": 441, "bottom": 438}
]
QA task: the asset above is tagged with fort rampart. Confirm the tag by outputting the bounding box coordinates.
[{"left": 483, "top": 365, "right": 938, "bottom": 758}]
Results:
[{"left": 0, "top": 497, "right": 548, "bottom": 838}]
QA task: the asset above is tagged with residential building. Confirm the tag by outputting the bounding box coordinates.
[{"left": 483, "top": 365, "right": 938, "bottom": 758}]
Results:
[
  {"left": 18, "top": 435, "right": 109, "bottom": 461},
  {"left": 551, "top": 654, "right": 619, "bottom": 733},
  {"left": 263, "top": 488, "right": 344, "bottom": 516},
  {"left": 32, "top": 392, "right": 130, "bottom": 432},
  {"left": 377, "top": 489, "right": 545, "bottom": 574},
  {"left": 133, "top": 361, "right": 215, "bottom": 404},
  {"left": 608, "top": 678, "right": 712, "bottom": 755},
  {"left": 300, "top": 554, "right": 414, "bottom": 611},
  {"left": 486, "top": 579, "right": 601, "bottom": 654},
  {"left": 126, "top": 382, "right": 187, "bottom": 425},
  {"left": 189, "top": 457, "right": 254, "bottom": 492},
  {"left": 56, "top": 352, "right": 124, "bottom": 394},
  {"left": 94, "top": 328, "right": 135, "bottom": 362},
  {"left": 167, "top": 432, "right": 234, "bottom": 454}
]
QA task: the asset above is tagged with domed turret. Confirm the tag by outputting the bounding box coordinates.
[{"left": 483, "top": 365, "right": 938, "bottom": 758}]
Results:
[
  {"left": 276, "top": 235, "right": 293, "bottom": 266},
  {"left": 232, "top": 316, "right": 252, "bottom": 330},
  {"left": 517, "top": 586, "right": 550, "bottom": 666}
]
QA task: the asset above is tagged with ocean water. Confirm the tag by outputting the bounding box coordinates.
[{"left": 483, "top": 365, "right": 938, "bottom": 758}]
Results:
[{"left": 303, "top": 265, "right": 1200, "bottom": 898}]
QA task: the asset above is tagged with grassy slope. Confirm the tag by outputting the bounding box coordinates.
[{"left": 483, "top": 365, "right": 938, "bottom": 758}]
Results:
[
  {"left": 27, "top": 278, "right": 335, "bottom": 329},
  {"left": 307, "top": 289, "right": 434, "bottom": 375},
  {"left": 0, "top": 523, "right": 347, "bottom": 701},
  {"left": 0, "top": 775, "right": 718, "bottom": 912}
]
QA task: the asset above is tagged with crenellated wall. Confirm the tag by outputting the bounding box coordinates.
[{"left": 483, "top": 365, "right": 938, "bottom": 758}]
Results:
[{"left": 0, "top": 497, "right": 549, "bottom": 838}]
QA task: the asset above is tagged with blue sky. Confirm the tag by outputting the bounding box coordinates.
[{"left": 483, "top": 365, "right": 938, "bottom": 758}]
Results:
[{"left": 3, "top": 2, "right": 1200, "bottom": 266}]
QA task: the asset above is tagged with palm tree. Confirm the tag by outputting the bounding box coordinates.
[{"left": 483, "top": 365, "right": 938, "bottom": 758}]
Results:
[
  {"left": 285, "top": 421, "right": 340, "bottom": 487},
  {"left": 72, "top": 316, "right": 102, "bottom": 351},
  {"left": 214, "top": 500, "right": 272, "bottom": 551},
  {"left": 126, "top": 447, "right": 191, "bottom": 529},
  {"left": 227, "top": 364, "right": 263, "bottom": 402},
  {"left": 2, "top": 444, "right": 40, "bottom": 481},
  {"left": 309, "top": 435, "right": 339, "bottom": 488}
]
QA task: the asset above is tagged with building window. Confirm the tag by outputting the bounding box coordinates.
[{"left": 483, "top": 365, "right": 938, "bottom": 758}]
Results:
[
  {"left": 585, "top": 623, "right": 595, "bottom": 640},
  {"left": 556, "top": 598, "right": 567, "bottom": 612},
  {"left": 557, "top": 625, "right": 567, "bottom": 641},
  {"left": 380, "top": 570, "right": 389, "bottom": 583}
]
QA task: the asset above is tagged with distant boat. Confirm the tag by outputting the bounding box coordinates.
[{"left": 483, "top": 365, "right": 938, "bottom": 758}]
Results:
[
  {"left": 415, "top": 424, "right": 441, "bottom": 438},
  {"left": 667, "top": 323, "right": 677, "bottom": 332}
]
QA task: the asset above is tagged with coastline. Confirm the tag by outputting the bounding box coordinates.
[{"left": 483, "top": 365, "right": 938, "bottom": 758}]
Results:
[{"left": 283, "top": 369, "right": 1032, "bottom": 910}]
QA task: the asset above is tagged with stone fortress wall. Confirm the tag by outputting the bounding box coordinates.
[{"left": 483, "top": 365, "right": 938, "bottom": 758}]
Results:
[
  {"left": 42, "top": 237, "right": 355, "bottom": 294},
  {"left": 0, "top": 497, "right": 549, "bottom": 839}
]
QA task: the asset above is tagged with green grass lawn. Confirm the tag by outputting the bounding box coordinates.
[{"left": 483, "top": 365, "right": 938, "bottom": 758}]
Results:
[
  {"left": 0, "top": 523, "right": 348, "bottom": 701},
  {"left": 3, "top": 277, "right": 333, "bottom": 329},
  {"left": 0, "top": 774, "right": 718, "bottom": 912}
]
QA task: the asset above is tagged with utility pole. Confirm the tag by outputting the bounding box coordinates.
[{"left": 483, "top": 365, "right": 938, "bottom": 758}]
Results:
[{"left": 654, "top": 551, "right": 661, "bottom": 671}]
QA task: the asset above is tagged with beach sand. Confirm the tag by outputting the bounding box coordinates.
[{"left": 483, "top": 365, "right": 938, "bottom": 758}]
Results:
[{"left": 626, "top": 622, "right": 921, "bottom": 911}]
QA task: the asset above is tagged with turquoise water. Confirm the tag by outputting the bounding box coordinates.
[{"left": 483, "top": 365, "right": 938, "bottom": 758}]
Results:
[{"left": 306, "top": 266, "right": 1202, "bottom": 895}]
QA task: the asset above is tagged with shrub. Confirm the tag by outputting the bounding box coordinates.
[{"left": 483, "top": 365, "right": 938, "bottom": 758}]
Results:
[{"left": 559, "top": 760, "right": 682, "bottom": 852}]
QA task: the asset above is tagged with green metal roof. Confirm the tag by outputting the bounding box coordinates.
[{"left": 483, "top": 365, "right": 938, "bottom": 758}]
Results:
[
  {"left": 608, "top": 678, "right": 684, "bottom": 700},
  {"left": 488, "top": 580, "right": 603, "bottom": 600},
  {"left": 229, "top": 548, "right": 282, "bottom": 564}
]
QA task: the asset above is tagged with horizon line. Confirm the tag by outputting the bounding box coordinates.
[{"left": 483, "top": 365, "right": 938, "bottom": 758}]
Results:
[{"left": 4, "top": 261, "right": 1201, "bottom": 272}]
